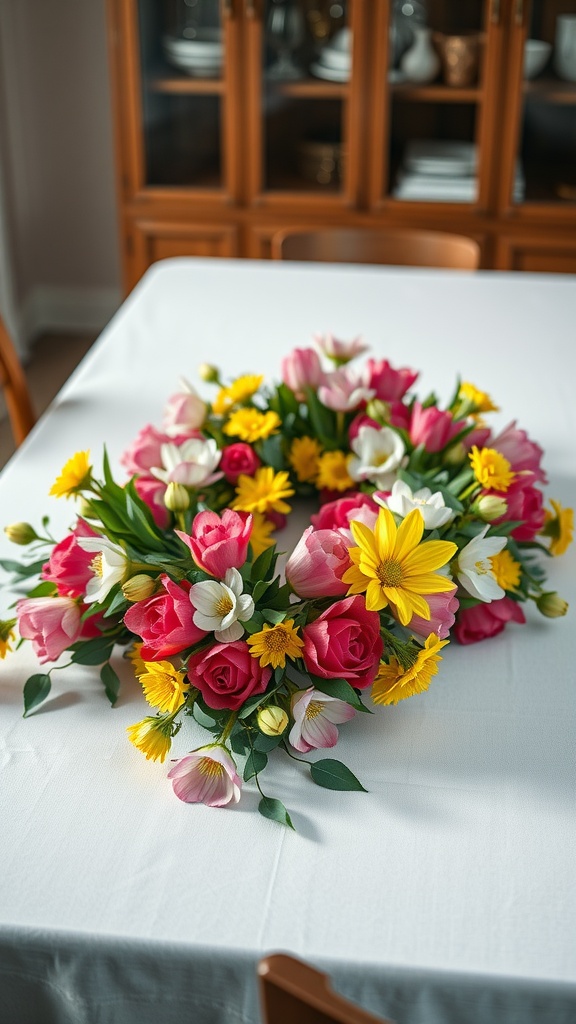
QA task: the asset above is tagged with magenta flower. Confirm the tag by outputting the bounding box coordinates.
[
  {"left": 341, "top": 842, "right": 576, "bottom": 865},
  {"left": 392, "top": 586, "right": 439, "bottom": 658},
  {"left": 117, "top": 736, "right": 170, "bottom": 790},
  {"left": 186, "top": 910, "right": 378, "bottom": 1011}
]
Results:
[
  {"left": 289, "top": 688, "right": 356, "bottom": 753},
  {"left": 409, "top": 402, "right": 463, "bottom": 453},
  {"left": 486, "top": 477, "right": 545, "bottom": 542},
  {"left": 366, "top": 358, "right": 418, "bottom": 401},
  {"left": 188, "top": 640, "right": 271, "bottom": 711},
  {"left": 280, "top": 347, "right": 325, "bottom": 400},
  {"left": 285, "top": 526, "right": 350, "bottom": 598},
  {"left": 123, "top": 575, "right": 207, "bottom": 660},
  {"left": 41, "top": 518, "right": 98, "bottom": 598},
  {"left": 17, "top": 596, "right": 82, "bottom": 663},
  {"left": 302, "top": 595, "right": 383, "bottom": 689},
  {"left": 490, "top": 420, "right": 547, "bottom": 483},
  {"left": 405, "top": 587, "right": 459, "bottom": 641},
  {"left": 176, "top": 508, "right": 252, "bottom": 577},
  {"left": 318, "top": 368, "right": 375, "bottom": 412},
  {"left": 454, "top": 597, "right": 526, "bottom": 645},
  {"left": 120, "top": 424, "right": 191, "bottom": 477},
  {"left": 133, "top": 476, "right": 169, "bottom": 529},
  {"left": 220, "top": 443, "right": 261, "bottom": 485},
  {"left": 168, "top": 745, "right": 241, "bottom": 806},
  {"left": 311, "top": 492, "right": 379, "bottom": 532}
]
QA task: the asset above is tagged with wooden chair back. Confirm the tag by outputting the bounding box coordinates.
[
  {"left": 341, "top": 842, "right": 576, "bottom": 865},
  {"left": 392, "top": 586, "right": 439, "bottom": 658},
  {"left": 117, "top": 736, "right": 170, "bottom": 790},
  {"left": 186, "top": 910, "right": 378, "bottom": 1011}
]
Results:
[
  {"left": 258, "top": 954, "right": 394, "bottom": 1024},
  {"left": 272, "top": 227, "right": 480, "bottom": 270},
  {"left": 0, "top": 314, "right": 36, "bottom": 446}
]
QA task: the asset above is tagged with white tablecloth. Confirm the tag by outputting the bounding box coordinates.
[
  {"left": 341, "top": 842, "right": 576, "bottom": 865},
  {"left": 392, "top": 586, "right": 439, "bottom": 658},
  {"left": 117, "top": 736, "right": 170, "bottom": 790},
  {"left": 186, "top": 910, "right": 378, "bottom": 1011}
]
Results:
[{"left": 1, "top": 259, "right": 575, "bottom": 1024}]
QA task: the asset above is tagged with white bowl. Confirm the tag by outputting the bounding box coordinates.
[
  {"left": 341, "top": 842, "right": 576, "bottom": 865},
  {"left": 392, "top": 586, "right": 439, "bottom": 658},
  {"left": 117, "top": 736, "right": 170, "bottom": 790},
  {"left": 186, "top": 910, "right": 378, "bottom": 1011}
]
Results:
[
  {"left": 319, "top": 45, "right": 351, "bottom": 71},
  {"left": 163, "top": 31, "right": 223, "bottom": 59},
  {"left": 524, "top": 39, "right": 552, "bottom": 79}
]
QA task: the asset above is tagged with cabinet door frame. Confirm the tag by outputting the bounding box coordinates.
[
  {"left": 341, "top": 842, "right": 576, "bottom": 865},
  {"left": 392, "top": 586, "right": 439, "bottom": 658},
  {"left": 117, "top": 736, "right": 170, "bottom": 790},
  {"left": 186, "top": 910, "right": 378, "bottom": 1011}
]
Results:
[{"left": 107, "top": 0, "right": 243, "bottom": 206}]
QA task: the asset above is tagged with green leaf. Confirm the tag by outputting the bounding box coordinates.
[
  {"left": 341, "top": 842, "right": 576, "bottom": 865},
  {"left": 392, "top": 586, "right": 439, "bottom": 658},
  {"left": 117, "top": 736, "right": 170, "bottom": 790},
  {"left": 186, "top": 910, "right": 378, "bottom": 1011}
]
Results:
[
  {"left": 23, "top": 673, "right": 52, "bottom": 717},
  {"left": 230, "top": 728, "right": 251, "bottom": 755},
  {"left": 23, "top": 581, "right": 57, "bottom": 599},
  {"left": 238, "top": 691, "right": 269, "bottom": 719},
  {"left": 0, "top": 557, "right": 47, "bottom": 578},
  {"left": 258, "top": 796, "right": 295, "bottom": 830},
  {"left": 305, "top": 387, "right": 336, "bottom": 442},
  {"left": 70, "top": 636, "right": 115, "bottom": 666},
  {"left": 243, "top": 749, "right": 268, "bottom": 781},
  {"left": 240, "top": 612, "right": 264, "bottom": 635},
  {"left": 192, "top": 702, "right": 221, "bottom": 732},
  {"left": 311, "top": 677, "right": 372, "bottom": 713},
  {"left": 258, "top": 434, "right": 286, "bottom": 472},
  {"left": 252, "top": 579, "right": 272, "bottom": 604},
  {"left": 254, "top": 731, "right": 284, "bottom": 753},
  {"left": 103, "top": 587, "right": 129, "bottom": 618},
  {"left": 251, "top": 545, "right": 277, "bottom": 583},
  {"left": 263, "top": 582, "right": 292, "bottom": 611},
  {"left": 310, "top": 758, "right": 367, "bottom": 792},
  {"left": 100, "top": 662, "right": 121, "bottom": 706},
  {"left": 262, "top": 608, "right": 287, "bottom": 625}
]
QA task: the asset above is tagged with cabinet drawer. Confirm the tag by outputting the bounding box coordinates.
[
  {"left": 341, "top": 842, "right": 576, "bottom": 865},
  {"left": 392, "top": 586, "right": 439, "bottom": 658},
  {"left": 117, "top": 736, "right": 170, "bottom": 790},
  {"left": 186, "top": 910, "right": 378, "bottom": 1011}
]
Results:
[
  {"left": 127, "top": 221, "right": 239, "bottom": 290},
  {"left": 496, "top": 236, "right": 576, "bottom": 274}
]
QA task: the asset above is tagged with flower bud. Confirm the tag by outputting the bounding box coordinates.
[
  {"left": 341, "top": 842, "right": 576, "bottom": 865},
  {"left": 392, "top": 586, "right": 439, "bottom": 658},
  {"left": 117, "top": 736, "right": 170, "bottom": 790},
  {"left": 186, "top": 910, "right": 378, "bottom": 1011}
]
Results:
[
  {"left": 536, "top": 592, "right": 568, "bottom": 618},
  {"left": 257, "top": 706, "right": 289, "bottom": 737},
  {"left": 473, "top": 494, "right": 508, "bottom": 522},
  {"left": 164, "top": 482, "right": 190, "bottom": 512},
  {"left": 122, "top": 574, "right": 156, "bottom": 603},
  {"left": 365, "top": 399, "right": 391, "bottom": 424},
  {"left": 443, "top": 442, "right": 466, "bottom": 466},
  {"left": 4, "top": 522, "right": 38, "bottom": 545},
  {"left": 198, "top": 363, "right": 220, "bottom": 384}
]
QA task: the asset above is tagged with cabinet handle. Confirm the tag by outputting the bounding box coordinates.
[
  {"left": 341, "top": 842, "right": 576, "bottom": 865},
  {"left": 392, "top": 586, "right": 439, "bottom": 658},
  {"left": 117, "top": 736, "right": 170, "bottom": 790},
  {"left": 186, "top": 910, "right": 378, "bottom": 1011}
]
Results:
[
  {"left": 222, "top": 0, "right": 235, "bottom": 18},
  {"left": 490, "top": 0, "right": 500, "bottom": 25},
  {"left": 514, "top": 0, "right": 524, "bottom": 26}
]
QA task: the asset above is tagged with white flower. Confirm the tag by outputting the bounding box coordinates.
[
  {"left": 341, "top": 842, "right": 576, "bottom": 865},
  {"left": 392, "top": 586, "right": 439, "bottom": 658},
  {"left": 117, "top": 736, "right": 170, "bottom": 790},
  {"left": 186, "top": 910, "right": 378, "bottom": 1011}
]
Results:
[
  {"left": 457, "top": 526, "right": 507, "bottom": 602},
  {"left": 375, "top": 479, "right": 455, "bottom": 530},
  {"left": 313, "top": 332, "right": 369, "bottom": 364},
  {"left": 348, "top": 425, "right": 406, "bottom": 490},
  {"left": 289, "top": 688, "right": 356, "bottom": 753},
  {"left": 151, "top": 437, "right": 222, "bottom": 488},
  {"left": 77, "top": 536, "right": 128, "bottom": 604},
  {"left": 190, "top": 568, "right": 254, "bottom": 642}
]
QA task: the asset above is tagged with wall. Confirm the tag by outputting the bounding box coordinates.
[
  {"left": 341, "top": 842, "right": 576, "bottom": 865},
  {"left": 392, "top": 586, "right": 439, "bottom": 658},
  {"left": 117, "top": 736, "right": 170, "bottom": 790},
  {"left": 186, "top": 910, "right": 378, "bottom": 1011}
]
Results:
[{"left": 0, "top": 0, "right": 122, "bottom": 348}]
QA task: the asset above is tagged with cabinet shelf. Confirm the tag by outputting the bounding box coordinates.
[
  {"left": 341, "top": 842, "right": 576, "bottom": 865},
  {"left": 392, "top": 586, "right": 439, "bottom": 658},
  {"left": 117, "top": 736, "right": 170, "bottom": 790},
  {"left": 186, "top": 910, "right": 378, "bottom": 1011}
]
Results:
[
  {"left": 391, "top": 82, "right": 483, "bottom": 103},
  {"left": 148, "top": 75, "right": 225, "bottom": 95},
  {"left": 524, "top": 77, "right": 576, "bottom": 104},
  {"left": 268, "top": 78, "right": 349, "bottom": 99}
]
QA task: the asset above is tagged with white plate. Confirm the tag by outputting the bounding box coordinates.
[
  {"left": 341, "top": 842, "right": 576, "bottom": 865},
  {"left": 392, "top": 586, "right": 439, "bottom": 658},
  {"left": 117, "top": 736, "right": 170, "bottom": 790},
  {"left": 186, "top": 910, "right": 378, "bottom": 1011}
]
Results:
[
  {"left": 403, "top": 140, "right": 477, "bottom": 177},
  {"left": 310, "top": 61, "right": 350, "bottom": 82},
  {"left": 162, "top": 32, "right": 222, "bottom": 58}
]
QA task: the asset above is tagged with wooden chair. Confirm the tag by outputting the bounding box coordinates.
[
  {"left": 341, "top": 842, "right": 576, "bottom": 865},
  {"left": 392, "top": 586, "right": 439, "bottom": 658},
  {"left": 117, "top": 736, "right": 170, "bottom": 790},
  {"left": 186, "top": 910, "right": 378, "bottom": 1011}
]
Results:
[
  {"left": 258, "top": 954, "right": 394, "bottom": 1024},
  {"left": 271, "top": 227, "right": 480, "bottom": 271},
  {"left": 0, "top": 314, "right": 36, "bottom": 446}
]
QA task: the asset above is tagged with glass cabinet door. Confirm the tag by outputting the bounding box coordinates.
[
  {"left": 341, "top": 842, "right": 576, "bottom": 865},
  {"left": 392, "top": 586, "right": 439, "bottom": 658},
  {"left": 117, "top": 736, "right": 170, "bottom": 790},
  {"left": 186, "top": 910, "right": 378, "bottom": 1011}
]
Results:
[
  {"left": 500, "top": 0, "right": 576, "bottom": 210},
  {"left": 244, "top": 0, "right": 365, "bottom": 204},
  {"left": 368, "top": 0, "right": 502, "bottom": 210},
  {"left": 130, "top": 0, "right": 240, "bottom": 196}
]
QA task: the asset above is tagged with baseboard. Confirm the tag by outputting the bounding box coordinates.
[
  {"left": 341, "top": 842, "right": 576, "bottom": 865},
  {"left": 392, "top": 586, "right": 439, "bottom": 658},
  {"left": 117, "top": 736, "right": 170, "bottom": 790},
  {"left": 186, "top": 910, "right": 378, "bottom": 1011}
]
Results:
[{"left": 19, "top": 285, "right": 122, "bottom": 353}]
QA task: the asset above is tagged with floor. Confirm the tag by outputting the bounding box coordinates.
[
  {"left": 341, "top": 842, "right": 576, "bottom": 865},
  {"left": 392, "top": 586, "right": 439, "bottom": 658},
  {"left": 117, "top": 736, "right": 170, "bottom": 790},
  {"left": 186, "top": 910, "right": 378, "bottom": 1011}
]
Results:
[{"left": 0, "top": 332, "right": 97, "bottom": 471}]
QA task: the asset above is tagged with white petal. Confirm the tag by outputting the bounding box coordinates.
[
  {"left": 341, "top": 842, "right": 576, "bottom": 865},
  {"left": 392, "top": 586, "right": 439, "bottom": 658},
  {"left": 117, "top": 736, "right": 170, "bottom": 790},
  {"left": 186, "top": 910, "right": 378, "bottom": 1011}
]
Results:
[
  {"left": 215, "top": 621, "right": 244, "bottom": 642},
  {"left": 237, "top": 595, "right": 255, "bottom": 620}
]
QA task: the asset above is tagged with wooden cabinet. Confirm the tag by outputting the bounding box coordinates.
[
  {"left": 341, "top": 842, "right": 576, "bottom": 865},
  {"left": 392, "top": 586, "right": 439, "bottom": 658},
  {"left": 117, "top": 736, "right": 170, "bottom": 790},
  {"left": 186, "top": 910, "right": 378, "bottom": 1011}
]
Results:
[{"left": 106, "top": 0, "right": 576, "bottom": 292}]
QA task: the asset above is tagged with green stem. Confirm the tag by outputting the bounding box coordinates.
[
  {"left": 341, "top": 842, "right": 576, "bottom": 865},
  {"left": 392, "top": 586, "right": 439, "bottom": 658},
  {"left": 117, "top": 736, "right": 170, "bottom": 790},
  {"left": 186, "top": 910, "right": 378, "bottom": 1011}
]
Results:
[{"left": 220, "top": 712, "right": 237, "bottom": 745}]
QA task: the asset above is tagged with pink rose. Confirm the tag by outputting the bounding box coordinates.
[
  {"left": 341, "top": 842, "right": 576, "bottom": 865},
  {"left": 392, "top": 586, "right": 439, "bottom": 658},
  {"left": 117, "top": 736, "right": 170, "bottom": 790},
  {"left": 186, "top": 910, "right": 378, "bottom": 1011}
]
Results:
[
  {"left": 366, "top": 358, "right": 418, "bottom": 401},
  {"left": 17, "top": 596, "right": 82, "bottom": 663},
  {"left": 491, "top": 421, "right": 546, "bottom": 483},
  {"left": 405, "top": 587, "right": 460, "bottom": 641},
  {"left": 487, "top": 478, "right": 545, "bottom": 542},
  {"left": 163, "top": 385, "right": 206, "bottom": 436},
  {"left": 177, "top": 509, "right": 252, "bottom": 578},
  {"left": 123, "top": 574, "right": 206, "bottom": 660},
  {"left": 220, "top": 443, "right": 261, "bottom": 485},
  {"left": 41, "top": 519, "right": 98, "bottom": 598},
  {"left": 311, "top": 492, "right": 379, "bottom": 532},
  {"left": 302, "top": 595, "right": 383, "bottom": 688},
  {"left": 286, "top": 527, "right": 350, "bottom": 598},
  {"left": 120, "top": 424, "right": 190, "bottom": 477},
  {"left": 281, "top": 347, "right": 325, "bottom": 400},
  {"left": 409, "top": 402, "right": 463, "bottom": 453},
  {"left": 188, "top": 640, "right": 272, "bottom": 711},
  {"left": 133, "top": 476, "right": 169, "bottom": 530},
  {"left": 454, "top": 597, "right": 526, "bottom": 645}
]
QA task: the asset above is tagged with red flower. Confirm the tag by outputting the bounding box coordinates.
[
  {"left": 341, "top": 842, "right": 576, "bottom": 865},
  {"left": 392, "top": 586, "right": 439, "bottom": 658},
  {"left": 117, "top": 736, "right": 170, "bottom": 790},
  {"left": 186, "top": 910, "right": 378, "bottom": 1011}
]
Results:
[
  {"left": 454, "top": 597, "right": 526, "bottom": 645},
  {"left": 41, "top": 519, "right": 99, "bottom": 598},
  {"left": 177, "top": 509, "right": 252, "bottom": 577},
  {"left": 220, "top": 443, "right": 261, "bottom": 485},
  {"left": 302, "top": 595, "right": 383, "bottom": 689},
  {"left": 123, "top": 575, "right": 206, "bottom": 660},
  {"left": 189, "top": 640, "right": 271, "bottom": 711}
]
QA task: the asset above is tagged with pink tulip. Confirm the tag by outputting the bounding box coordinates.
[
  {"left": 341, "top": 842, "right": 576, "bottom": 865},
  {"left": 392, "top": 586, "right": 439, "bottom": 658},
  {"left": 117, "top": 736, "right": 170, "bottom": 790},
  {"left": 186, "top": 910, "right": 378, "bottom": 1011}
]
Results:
[
  {"left": 163, "top": 384, "right": 207, "bottom": 436},
  {"left": 220, "top": 443, "right": 261, "bottom": 485},
  {"left": 454, "top": 597, "right": 526, "bottom": 645},
  {"left": 133, "top": 476, "right": 169, "bottom": 529},
  {"left": 177, "top": 509, "right": 252, "bottom": 577},
  {"left": 314, "top": 332, "right": 369, "bottom": 363},
  {"left": 168, "top": 745, "right": 241, "bottom": 806},
  {"left": 41, "top": 518, "right": 99, "bottom": 598},
  {"left": 17, "top": 596, "right": 82, "bottom": 663},
  {"left": 280, "top": 347, "right": 325, "bottom": 400},
  {"left": 285, "top": 527, "right": 350, "bottom": 598},
  {"left": 311, "top": 492, "right": 379, "bottom": 532},
  {"left": 490, "top": 420, "right": 547, "bottom": 483},
  {"left": 302, "top": 595, "right": 383, "bottom": 688},
  {"left": 405, "top": 587, "right": 460, "bottom": 641},
  {"left": 318, "top": 368, "right": 375, "bottom": 413},
  {"left": 409, "top": 402, "right": 463, "bottom": 453},
  {"left": 123, "top": 575, "right": 206, "bottom": 660},
  {"left": 120, "top": 424, "right": 191, "bottom": 477},
  {"left": 366, "top": 358, "right": 418, "bottom": 401},
  {"left": 289, "top": 688, "right": 356, "bottom": 753}
]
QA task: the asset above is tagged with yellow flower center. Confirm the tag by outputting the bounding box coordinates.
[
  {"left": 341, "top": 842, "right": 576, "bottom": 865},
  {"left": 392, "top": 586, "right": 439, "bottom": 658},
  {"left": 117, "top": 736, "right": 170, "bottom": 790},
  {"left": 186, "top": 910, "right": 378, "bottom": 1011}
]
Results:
[
  {"left": 474, "top": 559, "right": 490, "bottom": 575},
  {"left": 90, "top": 553, "right": 104, "bottom": 578},
  {"left": 216, "top": 594, "right": 234, "bottom": 617},
  {"left": 306, "top": 700, "right": 324, "bottom": 720},
  {"left": 198, "top": 757, "right": 224, "bottom": 779},
  {"left": 376, "top": 559, "right": 403, "bottom": 587},
  {"left": 264, "top": 627, "right": 291, "bottom": 653}
]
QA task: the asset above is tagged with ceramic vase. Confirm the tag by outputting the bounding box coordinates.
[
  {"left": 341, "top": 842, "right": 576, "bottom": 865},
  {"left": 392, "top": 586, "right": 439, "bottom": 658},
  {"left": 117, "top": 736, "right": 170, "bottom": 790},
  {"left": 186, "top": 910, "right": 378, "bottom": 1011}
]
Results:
[
  {"left": 555, "top": 15, "right": 576, "bottom": 83},
  {"left": 400, "top": 26, "right": 440, "bottom": 84}
]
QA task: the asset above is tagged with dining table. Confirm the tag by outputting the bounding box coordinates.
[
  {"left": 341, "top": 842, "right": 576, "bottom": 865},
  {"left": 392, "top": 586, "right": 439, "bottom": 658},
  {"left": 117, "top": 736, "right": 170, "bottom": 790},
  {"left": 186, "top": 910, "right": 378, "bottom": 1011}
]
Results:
[{"left": 0, "top": 257, "right": 575, "bottom": 1024}]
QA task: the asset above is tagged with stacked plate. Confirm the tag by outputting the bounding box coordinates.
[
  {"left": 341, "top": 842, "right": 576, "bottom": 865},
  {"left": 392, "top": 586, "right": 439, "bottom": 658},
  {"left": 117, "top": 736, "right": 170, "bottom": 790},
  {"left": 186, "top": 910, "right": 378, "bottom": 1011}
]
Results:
[
  {"left": 162, "top": 31, "right": 223, "bottom": 77},
  {"left": 310, "top": 28, "right": 351, "bottom": 82},
  {"left": 393, "top": 139, "right": 525, "bottom": 203}
]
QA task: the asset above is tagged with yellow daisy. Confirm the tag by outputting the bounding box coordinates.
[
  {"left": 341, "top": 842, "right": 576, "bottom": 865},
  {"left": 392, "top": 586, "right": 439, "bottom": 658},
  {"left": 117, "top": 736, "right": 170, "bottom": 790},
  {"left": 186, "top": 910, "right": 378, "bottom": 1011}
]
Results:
[
  {"left": 247, "top": 619, "right": 305, "bottom": 670},
  {"left": 342, "top": 507, "right": 457, "bottom": 626},
  {"left": 459, "top": 382, "right": 499, "bottom": 414},
  {"left": 288, "top": 436, "right": 322, "bottom": 483},
  {"left": 223, "top": 408, "right": 281, "bottom": 443},
  {"left": 140, "top": 660, "right": 189, "bottom": 713},
  {"left": 125, "top": 642, "right": 147, "bottom": 678},
  {"left": 212, "top": 374, "right": 264, "bottom": 416},
  {"left": 469, "top": 446, "right": 515, "bottom": 493},
  {"left": 490, "top": 549, "right": 521, "bottom": 591},
  {"left": 542, "top": 500, "right": 574, "bottom": 556},
  {"left": 372, "top": 634, "right": 449, "bottom": 705},
  {"left": 126, "top": 716, "right": 173, "bottom": 763},
  {"left": 249, "top": 511, "right": 276, "bottom": 558},
  {"left": 49, "top": 450, "right": 92, "bottom": 498},
  {"left": 233, "top": 467, "right": 294, "bottom": 515},
  {"left": 0, "top": 619, "right": 16, "bottom": 659},
  {"left": 316, "top": 450, "right": 354, "bottom": 492}
]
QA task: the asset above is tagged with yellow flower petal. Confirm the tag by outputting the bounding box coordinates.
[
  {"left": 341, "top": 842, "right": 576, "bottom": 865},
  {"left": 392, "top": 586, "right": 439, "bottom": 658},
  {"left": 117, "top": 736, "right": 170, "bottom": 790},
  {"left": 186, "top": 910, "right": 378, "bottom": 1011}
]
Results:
[{"left": 392, "top": 508, "right": 424, "bottom": 562}]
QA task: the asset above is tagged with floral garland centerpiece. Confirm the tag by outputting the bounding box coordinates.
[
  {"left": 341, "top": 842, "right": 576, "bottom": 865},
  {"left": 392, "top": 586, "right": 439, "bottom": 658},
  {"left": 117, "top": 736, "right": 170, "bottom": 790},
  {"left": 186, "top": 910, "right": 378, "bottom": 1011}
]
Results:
[{"left": 1, "top": 334, "right": 572, "bottom": 828}]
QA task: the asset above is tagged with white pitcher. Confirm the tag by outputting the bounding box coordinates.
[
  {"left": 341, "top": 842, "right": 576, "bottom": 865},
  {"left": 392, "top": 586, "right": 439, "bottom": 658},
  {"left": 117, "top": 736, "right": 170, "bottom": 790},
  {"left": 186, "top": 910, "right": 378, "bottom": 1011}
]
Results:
[{"left": 400, "top": 26, "right": 441, "bottom": 84}]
